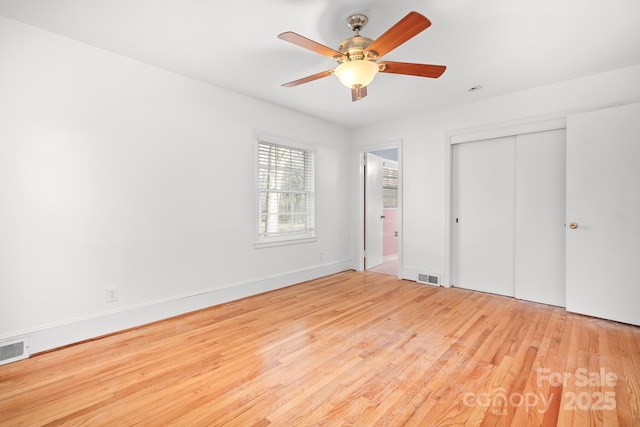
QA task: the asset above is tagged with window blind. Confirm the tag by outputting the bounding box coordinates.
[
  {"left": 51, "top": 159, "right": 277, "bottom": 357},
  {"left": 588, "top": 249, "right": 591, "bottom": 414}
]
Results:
[
  {"left": 383, "top": 166, "right": 398, "bottom": 208},
  {"left": 257, "top": 139, "right": 315, "bottom": 240}
]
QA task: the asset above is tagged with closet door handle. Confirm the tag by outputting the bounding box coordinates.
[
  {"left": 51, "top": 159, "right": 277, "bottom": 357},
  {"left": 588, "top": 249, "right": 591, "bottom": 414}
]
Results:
[
  {"left": 569, "top": 222, "right": 578, "bottom": 229},
  {"left": 380, "top": 215, "right": 386, "bottom": 219}
]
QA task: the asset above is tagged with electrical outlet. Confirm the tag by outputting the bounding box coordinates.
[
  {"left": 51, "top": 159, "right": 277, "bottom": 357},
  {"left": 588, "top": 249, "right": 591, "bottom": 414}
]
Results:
[{"left": 106, "top": 287, "right": 118, "bottom": 303}]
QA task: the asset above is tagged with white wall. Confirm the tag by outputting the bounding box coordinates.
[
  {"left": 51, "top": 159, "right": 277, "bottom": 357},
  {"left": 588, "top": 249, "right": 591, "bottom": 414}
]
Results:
[
  {"left": 3, "top": 14, "right": 639, "bottom": 356},
  {"left": 0, "top": 17, "right": 352, "bottom": 353},
  {"left": 350, "top": 64, "right": 640, "bottom": 283}
]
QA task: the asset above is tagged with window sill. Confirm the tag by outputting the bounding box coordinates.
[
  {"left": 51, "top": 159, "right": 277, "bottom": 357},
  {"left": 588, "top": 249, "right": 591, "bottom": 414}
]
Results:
[{"left": 253, "top": 236, "right": 318, "bottom": 249}]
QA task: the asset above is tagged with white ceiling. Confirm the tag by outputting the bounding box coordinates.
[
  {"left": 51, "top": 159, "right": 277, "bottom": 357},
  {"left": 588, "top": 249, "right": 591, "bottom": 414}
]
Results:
[{"left": 1, "top": 0, "right": 639, "bottom": 129}]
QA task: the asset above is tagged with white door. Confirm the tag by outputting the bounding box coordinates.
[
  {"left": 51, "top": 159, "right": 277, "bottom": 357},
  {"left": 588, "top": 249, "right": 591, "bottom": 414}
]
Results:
[
  {"left": 365, "top": 153, "right": 384, "bottom": 269},
  {"left": 566, "top": 103, "right": 640, "bottom": 326},
  {"left": 452, "top": 136, "right": 516, "bottom": 297},
  {"left": 452, "top": 130, "right": 567, "bottom": 305},
  {"left": 514, "top": 129, "right": 566, "bottom": 306}
]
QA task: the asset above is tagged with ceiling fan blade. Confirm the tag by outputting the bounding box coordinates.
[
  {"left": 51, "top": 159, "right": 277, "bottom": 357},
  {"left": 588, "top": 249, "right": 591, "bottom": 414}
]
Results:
[
  {"left": 278, "top": 32, "right": 345, "bottom": 60},
  {"left": 364, "top": 11, "right": 431, "bottom": 60},
  {"left": 282, "top": 69, "right": 334, "bottom": 87},
  {"left": 351, "top": 85, "right": 368, "bottom": 102},
  {"left": 378, "top": 61, "right": 446, "bottom": 78}
]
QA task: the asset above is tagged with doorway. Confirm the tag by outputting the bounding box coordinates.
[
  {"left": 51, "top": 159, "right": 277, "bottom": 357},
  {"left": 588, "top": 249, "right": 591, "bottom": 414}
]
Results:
[{"left": 361, "top": 146, "right": 400, "bottom": 277}]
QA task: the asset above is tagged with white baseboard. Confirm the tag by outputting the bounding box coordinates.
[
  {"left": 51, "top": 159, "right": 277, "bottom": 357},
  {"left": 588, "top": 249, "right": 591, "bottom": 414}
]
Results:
[{"left": 5, "top": 260, "right": 354, "bottom": 355}]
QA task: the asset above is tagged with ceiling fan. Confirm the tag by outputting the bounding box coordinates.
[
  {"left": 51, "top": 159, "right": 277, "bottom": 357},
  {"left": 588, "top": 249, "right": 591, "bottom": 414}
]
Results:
[{"left": 278, "top": 11, "right": 446, "bottom": 102}]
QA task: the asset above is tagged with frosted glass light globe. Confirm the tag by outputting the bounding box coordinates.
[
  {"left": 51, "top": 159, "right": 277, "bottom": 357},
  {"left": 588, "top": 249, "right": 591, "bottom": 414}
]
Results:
[{"left": 334, "top": 60, "right": 379, "bottom": 88}]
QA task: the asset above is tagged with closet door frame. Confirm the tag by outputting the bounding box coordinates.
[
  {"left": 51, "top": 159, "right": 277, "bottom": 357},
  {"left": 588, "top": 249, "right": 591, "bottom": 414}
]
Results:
[{"left": 444, "top": 116, "right": 567, "bottom": 288}]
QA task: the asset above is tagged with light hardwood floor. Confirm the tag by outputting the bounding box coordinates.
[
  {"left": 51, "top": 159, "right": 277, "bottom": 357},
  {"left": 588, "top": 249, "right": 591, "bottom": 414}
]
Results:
[{"left": 1, "top": 271, "right": 640, "bottom": 426}]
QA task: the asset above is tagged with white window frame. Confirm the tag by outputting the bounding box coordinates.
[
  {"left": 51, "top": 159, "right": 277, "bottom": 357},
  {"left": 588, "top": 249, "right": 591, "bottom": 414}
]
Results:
[{"left": 254, "top": 133, "right": 317, "bottom": 248}]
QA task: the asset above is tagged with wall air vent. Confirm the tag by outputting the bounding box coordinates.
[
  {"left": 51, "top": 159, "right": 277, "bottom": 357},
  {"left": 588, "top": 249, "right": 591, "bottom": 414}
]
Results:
[
  {"left": 417, "top": 273, "right": 440, "bottom": 286},
  {"left": 0, "top": 337, "right": 29, "bottom": 365}
]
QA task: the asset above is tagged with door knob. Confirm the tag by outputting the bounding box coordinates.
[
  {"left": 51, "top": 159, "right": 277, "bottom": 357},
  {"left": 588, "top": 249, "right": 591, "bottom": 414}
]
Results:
[{"left": 569, "top": 222, "right": 578, "bottom": 229}]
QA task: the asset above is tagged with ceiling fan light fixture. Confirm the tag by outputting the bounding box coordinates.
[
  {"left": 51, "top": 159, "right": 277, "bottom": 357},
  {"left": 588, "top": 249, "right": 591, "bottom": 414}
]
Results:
[
  {"left": 334, "top": 60, "right": 379, "bottom": 88},
  {"left": 278, "top": 11, "right": 445, "bottom": 101}
]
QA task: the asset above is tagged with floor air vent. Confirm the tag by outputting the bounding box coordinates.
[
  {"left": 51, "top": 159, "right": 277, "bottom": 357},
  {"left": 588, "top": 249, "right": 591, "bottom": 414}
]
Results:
[
  {"left": 0, "top": 337, "right": 29, "bottom": 365},
  {"left": 417, "top": 273, "right": 440, "bottom": 286}
]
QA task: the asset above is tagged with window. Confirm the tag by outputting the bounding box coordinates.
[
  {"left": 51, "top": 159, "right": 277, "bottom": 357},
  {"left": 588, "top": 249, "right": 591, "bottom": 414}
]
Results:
[
  {"left": 256, "top": 136, "right": 315, "bottom": 245},
  {"left": 382, "top": 165, "right": 398, "bottom": 208}
]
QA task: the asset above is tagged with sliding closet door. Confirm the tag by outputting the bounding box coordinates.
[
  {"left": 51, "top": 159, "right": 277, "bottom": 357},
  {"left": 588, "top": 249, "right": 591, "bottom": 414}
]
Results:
[
  {"left": 452, "top": 136, "right": 516, "bottom": 297},
  {"left": 514, "top": 129, "right": 566, "bottom": 306},
  {"left": 452, "top": 129, "right": 566, "bottom": 305}
]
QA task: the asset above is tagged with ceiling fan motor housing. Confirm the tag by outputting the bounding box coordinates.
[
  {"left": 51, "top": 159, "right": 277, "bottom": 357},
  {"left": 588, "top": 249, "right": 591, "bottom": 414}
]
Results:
[{"left": 338, "top": 36, "right": 375, "bottom": 61}]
